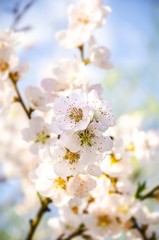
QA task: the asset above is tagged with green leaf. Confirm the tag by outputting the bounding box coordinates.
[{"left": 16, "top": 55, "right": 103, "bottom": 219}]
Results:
[{"left": 135, "top": 181, "right": 147, "bottom": 199}]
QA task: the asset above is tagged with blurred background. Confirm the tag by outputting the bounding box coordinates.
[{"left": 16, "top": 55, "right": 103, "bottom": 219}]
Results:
[{"left": 0, "top": 0, "right": 159, "bottom": 239}]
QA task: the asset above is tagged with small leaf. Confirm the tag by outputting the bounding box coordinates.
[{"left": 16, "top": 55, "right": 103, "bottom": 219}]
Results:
[{"left": 135, "top": 181, "right": 147, "bottom": 199}]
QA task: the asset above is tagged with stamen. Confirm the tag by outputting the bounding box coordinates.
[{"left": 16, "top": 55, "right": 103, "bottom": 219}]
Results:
[
  {"left": 35, "top": 131, "right": 50, "bottom": 144},
  {"left": 63, "top": 148, "right": 80, "bottom": 164},
  {"left": 69, "top": 107, "right": 83, "bottom": 123}
]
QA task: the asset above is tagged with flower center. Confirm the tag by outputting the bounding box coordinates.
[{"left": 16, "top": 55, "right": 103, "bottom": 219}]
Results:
[
  {"left": 126, "top": 144, "right": 135, "bottom": 151},
  {"left": 0, "top": 60, "right": 9, "bottom": 72},
  {"left": 53, "top": 177, "right": 66, "bottom": 190},
  {"left": 118, "top": 204, "right": 129, "bottom": 215},
  {"left": 71, "top": 205, "right": 78, "bottom": 214},
  {"left": 69, "top": 71, "right": 78, "bottom": 81},
  {"left": 9, "top": 71, "right": 20, "bottom": 82},
  {"left": 97, "top": 215, "right": 112, "bottom": 228},
  {"left": 110, "top": 154, "right": 120, "bottom": 165},
  {"left": 63, "top": 148, "right": 80, "bottom": 164},
  {"left": 35, "top": 131, "right": 50, "bottom": 144},
  {"left": 78, "top": 16, "right": 90, "bottom": 25},
  {"left": 69, "top": 107, "right": 83, "bottom": 123},
  {"left": 78, "top": 130, "right": 95, "bottom": 147}
]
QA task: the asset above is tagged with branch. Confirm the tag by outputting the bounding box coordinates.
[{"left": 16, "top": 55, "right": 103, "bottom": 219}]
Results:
[
  {"left": 10, "top": 0, "right": 37, "bottom": 31},
  {"left": 140, "top": 185, "right": 159, "bottom": 201},
  {"left": 131, "top": 217, "right": 157, "bottom": 240},
  {"left": 9, "top": 78, "right": 52, "bottom": 240},
  {"left": 131, "top": 217, "right": 148, "bottom": 240},
  {"left": 25, "top": 193, "right": 52, "bottom": 240},
  {"left": 136, "top": 184, "right": 159, "bottom": 201},
  {"left": 78, "top": 45, "right": 90, "bottom": 65},
  {"left": 57, "top": 224, "right": 87, "bottom": 240},
  {"left": 9, "top": 78, "right": 53, "bottom": 239},
  {"left": 9, "top": 74, "right": 32, "bottom": 119},
  {"left": 78, "top": 45, "right": 84, "bottom": 61}
]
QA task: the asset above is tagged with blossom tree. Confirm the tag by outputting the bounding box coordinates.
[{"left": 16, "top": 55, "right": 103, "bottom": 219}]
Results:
[{"left": 0, "top": 0, "right": 159, "bottom": 240}]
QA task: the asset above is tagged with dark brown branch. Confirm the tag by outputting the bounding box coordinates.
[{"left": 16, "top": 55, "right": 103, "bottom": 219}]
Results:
[
  {"left": 131, "top": 217, "right": 148, "bottom": 240},
  {"left": 9, "top": 74, "right": 32, "bottom": 119},
  {"left": 25, "top": 194, "right": 52, "bottom": 240},
  {"left": 78, "top": 45, "right": 84, "bottom": 61},
  {"left": 139, "top": 185, "right": 159, "bottom": 201},
  {"left": 131, "top": 217, "right": 157, "bottom": 240},
  {"left": 10, "top": 0, "right": 37, "bottom": 30},
  {"left": 57, "top": 224, "right": 87, "bottom": 240},
  {"left": 78, "top": 45, "right": 91, "bottom": 65},
  {"left": 9, "top": 78, "right": 52, "bottom": 240}
]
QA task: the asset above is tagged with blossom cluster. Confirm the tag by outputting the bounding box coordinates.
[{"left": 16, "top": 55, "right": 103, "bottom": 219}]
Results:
[
  {"left": 0, "top": 31, "right": 27, "bottom": 113},
  {"left": 0, "top": 0, "right": 159, "bottom": 240},
  {"left": 48, "top": 126, "right": 159, "bottom": 240},
  {"left": 21, "top": 0, "right": 115, "bottom": 206},
  {"left": 56, "top": 0, "right": 112, "bottom": 69}
]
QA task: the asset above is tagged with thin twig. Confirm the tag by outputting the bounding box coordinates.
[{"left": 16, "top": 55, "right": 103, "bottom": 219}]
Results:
[
  {"left": 7, "top": 3, "right": 53, "bottom": 239},
  {"left": 131, "top": 217, "right": 148, "bottom": 240},
  {"left": 139, "top": 185, "right": 159, "bottom": 201},
  {"left": 25, "top": 194, "right": 52, "bottom": 240},
  {"left": 10, "top": 0, "right": 37, "bottom": 30},
  {"left": 58, "top": 224, "right": 87, "bottom": 240},
  {"left": 9, "top": 74, "right": 32, "bottom": 119},
  {"left": 131, "top": 217, "right": 157, "bottom": 240},
  {"left": 78, "top": 45, "right": 84, "bottom": 61},
  {"left": 9, "top": 76, "right": 53, "bottom": 240},
  {"left": 0, "top": 176, "right": 7, "bottom": 183}
]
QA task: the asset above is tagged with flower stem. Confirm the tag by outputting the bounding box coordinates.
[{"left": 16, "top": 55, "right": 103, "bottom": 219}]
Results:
[
  {"left": 10, "top": 0, "right": 37, "bottom": 31},
  {"left": 131, "top": 217, "right": 157, "bottom": 240},
  {"left": 78, "top": 45, "right": 84, "bottom": 61},
  {"left": 57, "top": 224, "right": 87, "bottom": 240},
  {"left": 9, "top": 77, "right": 52, "bottom": 240},
  {"left": 9, "top": 75, "right": 32, "bottom": 119},
  {"left": 140, "top": 185, "right": 159, "bottom": 201},
  {"left": 25, "top": 194, "right": 52, "bottom": 240},
  {"left": 131, "top": 217, "right": 148, "bottom": 240}
]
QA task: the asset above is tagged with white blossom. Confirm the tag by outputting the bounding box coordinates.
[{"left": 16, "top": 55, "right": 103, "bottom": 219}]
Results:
[
  {"left": 68, "top": 0, "right": 111, "bottom": 31},
  {"left": 53, "top": 90, "right": 93, "bottom": 132},
  {"left": 56, "top": 0, "right": 111, "bottom": 48},
  {"left": 0, "top": 81, "right": 13, "bottom": 113},
  {"left": 34, "top": 162, "right": 70, "bottom": 206},
  {"left": 25, "top": 86, "right": 50, "bottom": 112},
  {"left": 0, "top": 48, "right": 18, "bottom": 80},
  {"left": 41, "top": 59, "right": 88, "bottom": 96},
  {"left": 22, "top": 117, "right": 53, "bottom": 154},
  {"left": 0, "top": 30, "right": 22, "bottom": 50},
  {"left": 88, "top": 90, "right": 115, "bottom": 131},
  {"left": 51, "top": 144, "right": 87, "bottom": 177},
  {"left": 67, "top": 174, "right": 96, "bottom": 198},
  {"left": 88, "top": 37, "right": 113, "bottom": 69},
  {"left": 61, "top": 123, "right": 113, "bottom": 162},
  {"left": 56, "top": 28, "right": 91, "bottom": 49}
]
